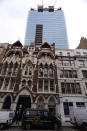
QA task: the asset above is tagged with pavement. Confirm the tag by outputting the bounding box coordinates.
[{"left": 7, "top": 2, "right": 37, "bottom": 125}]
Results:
[{"left": 62, "top": 121, "right": 74, "bottom": 127}]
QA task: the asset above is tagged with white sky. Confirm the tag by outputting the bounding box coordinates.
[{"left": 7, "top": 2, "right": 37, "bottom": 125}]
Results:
[{"left": 0, "top": 0, "right": 87, "bottom": 49}]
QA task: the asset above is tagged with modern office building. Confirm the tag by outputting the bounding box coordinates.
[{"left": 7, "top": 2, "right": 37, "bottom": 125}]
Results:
[{"left": 24, "top": 6, "right": 69, "bottom": 49}]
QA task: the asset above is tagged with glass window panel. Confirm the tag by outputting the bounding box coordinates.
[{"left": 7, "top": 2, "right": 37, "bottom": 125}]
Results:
[
  {"left": 38, "top": 80, "right": 43, "bottom": 91},
  {"left": 44, "top": 80, "right": 48, "bottom": 91},
  {"left": 44, "top": 67, "right": 48, "bottom": 77},
  {"left": 71, "top": 83, "right": 75, "bottom": 94},
  {"left": 82, "top": 70, "right": 87, "bottom": 78},
  {"left": 76, "top": 83, "right": 81, "bottom": 94},
  {"left": 60, "top": 70, "right": 63, "bottom": 78}
]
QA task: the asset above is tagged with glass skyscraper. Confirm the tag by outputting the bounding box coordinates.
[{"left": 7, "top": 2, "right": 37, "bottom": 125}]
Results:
[{"left": 24, "top": 6, "right": 69, "bottom": 48}]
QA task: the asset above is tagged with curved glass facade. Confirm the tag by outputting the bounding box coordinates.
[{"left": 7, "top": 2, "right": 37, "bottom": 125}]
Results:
[{"left": 24, "top": 8, "right": 69, "bottom": 49}]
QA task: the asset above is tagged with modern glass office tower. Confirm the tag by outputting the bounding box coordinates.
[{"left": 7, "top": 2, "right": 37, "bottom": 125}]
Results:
[{"left": 24, "top": 6, "right": 69, "bottom": 48}]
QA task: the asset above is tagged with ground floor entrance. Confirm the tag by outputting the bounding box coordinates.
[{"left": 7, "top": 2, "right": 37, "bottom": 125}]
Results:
[
  {"left": 17, "top": 95, "right": 31, "bottom": 110},
  {"left": 16, "top": 95, "right": 31, "bottom": 120}
]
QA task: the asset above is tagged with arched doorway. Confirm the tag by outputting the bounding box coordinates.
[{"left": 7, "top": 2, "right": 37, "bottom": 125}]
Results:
[
  {"left": 48, "top": 97, "right": 56, "bottom": 115},
  {"left": 16, "top": 95, "right": 31, "bottom": 120},
  {"left": 37, "top": 96, "right": 44, "bottom": 109},
  {"left": 16, "top": 95, "right": 31, "bottom": 111},
  {"left": 3, "top": 96, "right": 11, "bottom": 109}
]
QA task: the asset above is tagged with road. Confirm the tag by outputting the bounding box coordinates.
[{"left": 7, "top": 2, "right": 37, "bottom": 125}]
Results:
[{"left": 3, "top": 126, "right": 81, "bottom": 131}]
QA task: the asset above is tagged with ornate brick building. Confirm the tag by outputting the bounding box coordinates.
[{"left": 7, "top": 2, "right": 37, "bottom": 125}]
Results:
[{"left": 0, "top": 41, "right": 87, "bottom": 123}]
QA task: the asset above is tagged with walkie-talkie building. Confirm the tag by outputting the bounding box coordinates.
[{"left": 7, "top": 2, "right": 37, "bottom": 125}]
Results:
[{"left": 24, "top": 6, "right": 69, "bottom": 49}]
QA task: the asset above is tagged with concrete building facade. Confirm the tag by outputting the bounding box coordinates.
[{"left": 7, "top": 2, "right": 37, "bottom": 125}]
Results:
[{"left": 0, "top": 41, "right": 87, "bottom": 123}]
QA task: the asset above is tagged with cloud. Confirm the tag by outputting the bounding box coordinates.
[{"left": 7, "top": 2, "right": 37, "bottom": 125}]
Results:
[{"left": 0, "top": 0, "right": 87, "bottom": 48}]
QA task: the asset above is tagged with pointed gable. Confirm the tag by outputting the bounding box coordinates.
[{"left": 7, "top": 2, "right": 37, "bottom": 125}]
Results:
[
  {"left": 41, "top": 42, "right": 51, "bottom": 49},
  {"left": 11, "top": 40, "right": 23, "bottom": 48}
]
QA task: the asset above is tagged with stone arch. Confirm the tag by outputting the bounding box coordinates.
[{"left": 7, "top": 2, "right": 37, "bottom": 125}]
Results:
[
  {"left": 47, "top": 95, "right": 57, "bottom": 115},
  {"left": 2, "top": 94, "right": 13, "bottom": 103},
  {"left": 15, "top": 88, "right": 33, "bottom": 104},
  {"left": 35, "top": 95, "right": 45, "bottom": 109},
  {"left": 15, "top": 88, "right": 33, "bottom": 117},
  {"left": 2, "top": 95, "right": 12, "bottom": 109},
  {"left": 47, "top": 95, "right": 57, "bottom": 104}
]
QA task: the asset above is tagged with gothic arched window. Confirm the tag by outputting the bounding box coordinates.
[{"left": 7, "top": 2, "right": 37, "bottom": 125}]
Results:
[
  {"left": 49, "top": 65, "right": 54, "bottom": 77},
  {"left": 8, "top": 62, "right": 13, "bottom": 75},
  {"left": 22, "top": 80, "right": 26, "bottom": 87},
  {"left": 28, "top": 80, "right": 32, "bottom": 87},
  {"left": 39, "top": 65, "right": 43, "bottom": 77},
  {"left": 2, "top": 62, "right": 8, "bottom": 75},
  {"left": 13, "top": 62, "right": 18, "bottom": 75},
  {"left": 44, "top": 64, "right": 48, "bottom": 77},
  {"left": 29, "top": 66, "right": 32, "bottom": 75}
]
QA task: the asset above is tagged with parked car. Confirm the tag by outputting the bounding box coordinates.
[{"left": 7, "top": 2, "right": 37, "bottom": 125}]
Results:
[
  {"left": 22, "top": 108, "right": 61, "bottom": 130},
  {"left": 70, "top": 107, "right": 87, "bottom": 131},
  {"left": 0, "top": 110, "right": 13, "bottom": 130}
]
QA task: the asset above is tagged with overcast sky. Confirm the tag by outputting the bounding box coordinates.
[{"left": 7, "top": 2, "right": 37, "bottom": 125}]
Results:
[{"left": 0, "top": 0, "right": 87, "bottom": 49}]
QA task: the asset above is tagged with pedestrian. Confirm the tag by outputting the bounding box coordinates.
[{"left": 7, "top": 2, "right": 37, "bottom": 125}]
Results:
[
  {"left": 12, "top": 110, "right": 16, "bottom": 123},
  {"left": 15, "top": 110, "right": 19, "bottom": 125}
]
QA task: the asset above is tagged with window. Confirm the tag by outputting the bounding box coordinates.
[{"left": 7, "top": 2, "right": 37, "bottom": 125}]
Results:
[
  {"left": 50, "top": 80, "right": 54, "bottom": 91},
  {"left": 0, "top": 47, "right": 3, "bottom": 52},
  {"left": 85, "top": 83, "right": 87, "bottom": 89},
  {"left": 39, "top": 67, "right": 43, "bottom": 77},
  {"left": 76, "top": 83, "right": 81, "bottom": 94},
  {"left": 82, "top": 70, "right": 87, "bottom": 78},
  {"left": 49, "top": 67, "right": 53, "bottom": 77},
  {"left": 64, "top": 70, "right": 72, "bottom": 78},
  {"left": 38, "top": 80, "right": 43, "bottom": 91},
  {"left": 0, "top": 78, "right": 4, "bottom": 89},
  {"left": 73, "top": 70, "right": 78, "bottom": 78},
  {"left": 83, "top": 52, "right": 87, "bottom": 56},
  {"left": 8, "top": 63, "right": 13, "bottom": 75},
  {"left": 25, "top": 66, "right": 28, "bottom": 75},
  {"left": 61, "top": 83, "right": 80, "bottom": 94},
  {"left": 71, "top": 83, "right": 75, "bottom": 94},
  {"left": 22, "top": 80, "right": 26, "bottom": 86},
  {"left": 67, "top": 52, "right": 70, "bottom": 56},
  {"left": 63, "top": 60, "right": 70, "bottom": 66},
  {"left": 59, "top": 52, "right": 62, "bottom": 56},
  {"left": 58, "top": 60, "right": 62, "bottom": 66},
  {"left": 9, "top": 79, "right": 15, "bottom": 89},
  {"left": 2, "top": 63, "right": 8, "bottom": 75},
  {"left": 4, "top": 79, "right": 9, "bottom": 89},
  {"left": 63, "top": 102, "right": 73, "bottom": 116},
  {"left": 61, "top": 83, "right": 65, "bottom": 94},
  {"left": 13, "top": 63, "right": 18, "bottom": 75},
  {"left": 76, "top": 52, "right": 80, "bottom": 56},
  {"left": 60, "top": 70, "right": 63, "bottom": 78},
  {"left": 44, "top": 67, "right": 48, "bottom": 77},
  {"left": 76, "top": 102, "right": 85, "bottom": 107},
  {"left": 29, "top": 67, "right": 32, "bottom": 75},
  {"left": 28, "top": 80, "right": 32, "bottom": 87},
  {"left": 44, "top": 80, "right": 48, "bottom": 91},
  {"left": 79, "top": 60, "right": 84, "bottom": 66},
  {"left": 71, "top": 61, "right": 74, "bottom": 66}
]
